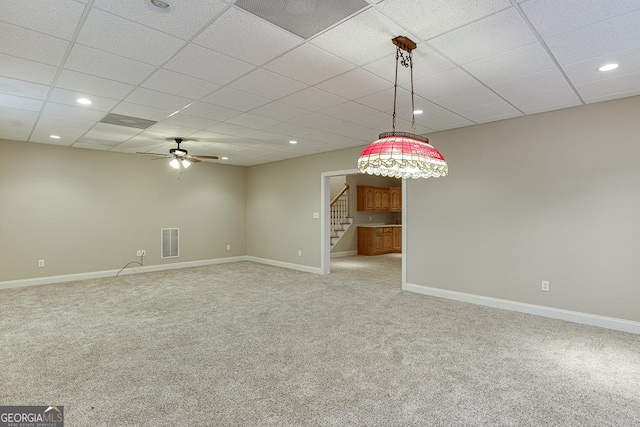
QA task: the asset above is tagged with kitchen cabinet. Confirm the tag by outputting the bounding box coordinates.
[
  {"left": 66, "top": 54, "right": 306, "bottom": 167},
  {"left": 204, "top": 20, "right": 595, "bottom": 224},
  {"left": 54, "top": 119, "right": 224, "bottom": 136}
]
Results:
[
  {"left": 357, "top": 186, "right": 392, "bottom": 212},
  {"left": 358, "top": 226, "right": 401, "bottom": 255},
  {"left": 389, "top": 187, "right": 401, "bottom": 212}
]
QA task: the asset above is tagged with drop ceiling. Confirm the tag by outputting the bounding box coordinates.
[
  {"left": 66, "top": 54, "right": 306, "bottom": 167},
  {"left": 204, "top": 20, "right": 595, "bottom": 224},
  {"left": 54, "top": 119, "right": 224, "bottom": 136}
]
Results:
[{"left": 1, "top": 0, "right": 639, "bottom": 166}]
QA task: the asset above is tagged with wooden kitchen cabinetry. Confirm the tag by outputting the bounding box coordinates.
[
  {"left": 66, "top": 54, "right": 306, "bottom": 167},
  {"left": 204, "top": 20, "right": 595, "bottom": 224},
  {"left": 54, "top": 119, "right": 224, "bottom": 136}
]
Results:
[
  {"left": 389, "top": 187, "right": 401, "bottom": 212},
  {"left": 358, "top": 226, "right": 401, "bottom": 255},
  {"left": 357, "top": 186, "right": 392, "bottom": 212}
]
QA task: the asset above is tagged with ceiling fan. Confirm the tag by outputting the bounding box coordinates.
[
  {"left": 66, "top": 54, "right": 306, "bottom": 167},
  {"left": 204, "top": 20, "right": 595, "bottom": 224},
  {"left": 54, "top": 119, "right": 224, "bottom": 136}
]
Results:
[{"left": 137, "top": 138, "right": 219, "bottom": 169}]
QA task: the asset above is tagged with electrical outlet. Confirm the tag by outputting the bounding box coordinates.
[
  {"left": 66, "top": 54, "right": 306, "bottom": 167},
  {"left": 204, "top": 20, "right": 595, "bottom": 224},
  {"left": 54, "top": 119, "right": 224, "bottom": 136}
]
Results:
[
  {"left": 298, "top": 250, "right": 302, "bottom": 257},
  {"left": 136, "top": 250, "right": 146, "bottom": 257},
  {"left": 541, "top": 280, "right": 550, "bottom": 292},
  {"left": 38, "top": 259, "right": 45, "bottom": 268},
  {"left": 226, "top": 244, "right": 231, "bottom": 251}
]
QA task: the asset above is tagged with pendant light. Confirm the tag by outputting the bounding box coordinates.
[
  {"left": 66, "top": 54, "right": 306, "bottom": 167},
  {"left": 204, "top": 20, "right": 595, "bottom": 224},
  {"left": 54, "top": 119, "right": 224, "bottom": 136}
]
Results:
[{"left": 357, "top": 36, "right": 448, "bottom": 179}]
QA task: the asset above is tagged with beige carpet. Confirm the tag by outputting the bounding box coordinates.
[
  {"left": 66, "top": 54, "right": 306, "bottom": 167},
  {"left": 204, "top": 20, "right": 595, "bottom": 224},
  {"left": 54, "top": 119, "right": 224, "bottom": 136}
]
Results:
[{"left": 1, "top": 258, "right": 639, "bottom": 426}]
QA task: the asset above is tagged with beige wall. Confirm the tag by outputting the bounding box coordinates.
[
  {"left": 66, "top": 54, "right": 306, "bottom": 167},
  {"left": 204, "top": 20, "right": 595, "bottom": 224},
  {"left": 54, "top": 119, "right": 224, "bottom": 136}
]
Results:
[
  {"left": 0, "top": 139, "right": 247, "bottom": 281},
  {"left": 407, "top": 96, "right": 640, "bottom": 322},
  {"left": 246, "top": 147, "right": 362, "bottom": 266}
]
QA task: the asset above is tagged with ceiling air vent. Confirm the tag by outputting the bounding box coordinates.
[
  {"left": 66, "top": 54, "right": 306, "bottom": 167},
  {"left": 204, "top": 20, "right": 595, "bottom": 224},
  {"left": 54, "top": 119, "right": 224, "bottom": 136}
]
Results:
[
  {"left": 234, "top": 0, "right": 368, "bottom": 39},
  {"left": 161, "top": 228, "right": 179, "bottom": 259},
  {"left": 100, "top": 113, "right": 157, "bottom": 129}
]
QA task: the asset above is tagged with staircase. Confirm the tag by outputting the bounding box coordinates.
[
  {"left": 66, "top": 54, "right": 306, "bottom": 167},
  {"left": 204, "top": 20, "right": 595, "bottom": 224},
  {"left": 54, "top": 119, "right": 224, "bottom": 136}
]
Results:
[{"left": 330, "top": 184, "right": 353, "bottom": 252}]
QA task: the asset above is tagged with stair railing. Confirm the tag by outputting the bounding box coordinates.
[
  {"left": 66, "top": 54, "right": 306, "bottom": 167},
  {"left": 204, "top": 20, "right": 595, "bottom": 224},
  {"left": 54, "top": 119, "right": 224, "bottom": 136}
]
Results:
[{"left": 330, "top": 184, "right": 350, "bottom": 238}]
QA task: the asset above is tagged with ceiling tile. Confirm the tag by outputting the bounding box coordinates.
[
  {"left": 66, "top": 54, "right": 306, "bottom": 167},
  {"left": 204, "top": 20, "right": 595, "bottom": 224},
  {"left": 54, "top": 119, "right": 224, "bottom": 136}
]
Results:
[
  {"left": 124, "top": 88, "right": 194, "bottom": 112},
  {"left": 42, "top": 103, "right": 106, "bottom": 121},
  {"left": 111, "top": 102, "right": 174, "bottom": 122},
  {"left": 576, "top": 71, "right": 640, "bottom": 103},
  {"left": 563, "top": 46, "right": 640, "bottom": 87},
  {"left": 363, "top": 47, "right": 456, "bottom": 85},
  {"left": 64, "top": 44, "right": 156, "bottom": 85},
  {"left": 356, "top": 87, "right": 412, "bottom": 112},
  {"left": 456, "top": 101, "right": 523, "bottom": 123},
  {"left": 225, "top": 113, "right": 279, "bottom": 130},
  {"left": 73, "top": 142, "right": 115, "bottom": 150},
  {"left": 419, "top": 111, "right": 474, "bottom": 131},
  {"left": 181, "top": 102, "right": 242, "bottom": 121},
  {"left": 261, "top": 122, "right": 314, "bottom": 137},
  {"left": 432, "top": 87, "right": 503, "bottom": 111},
  {"left": 0, "top": 106, "right": 39, "bottom": 128},
  {"left": 30, "top": 130, "right": 81, "bottom": 146},
  {"left": 430, "top": 8, "right": 538, "bottom": 65},
  {"left": 311, "top": 8, "right": 410, "bottom": 66},
  {"left": 164, "top": 44, "right": 256, "bottom": 85},
  {"left": 49, "top": 88, "right": 120, "bottom": 111},
  {"left": 0, "top": 77, "right": 50, "bottom": 100},
  {"left": 36, "top": 114, "right": 96, "bottom": 132},
  {"left": 93, "top": 0, "right": 229, "bottom": 40},
  {"left": 249, "top": 102, "right": 310, "bottom": 121},
  {"left": 205, "top": 122, "right": 256, "bottom": 137},
  {"left": 0, "top": 53, "right": 58, "bottom": 85},
  {"left": 77, "top": 9, "right": 185, "bottom": 65},
  {"left": 202, "top": 87, "right": 270, "bottom": 112},
  {"left": 318, "top": 101, "right": 378, "bottom": 121},
  {"left": 0, "top": 94, "right": 43, "bottom": 112},
  {"left": 0, "top": 125, "right": 31, "bottom": 141},
  {"left": 0, "top": 21, "right": 68, "bottom": 66},
  {"left": 80, "top": 122, "right": 142, "bottom": 142},
  {"left": 412, "top": 67, "right": 482, "bottom": 100},
  {"left": 316, "top": 69, "right": 389, "bottom": 99},
  {"left": 144, "top": 123, "right": 199, "bottom": 138},
  {"left": 520, "top": 0, "right": 640, "bottom": 39},
  {"left": 351, "top": 112, "right": 393, "bottom": 130},
  {"left": 194, "top": 7, "right": 302, "bottom": 66},
  {"left": 1, "top": 0, "right": 85, "bottom": 40},
  {"left": 292, "top": 113, "right": 344, "bottom": 132},
  {"left": 56, "top": 70, "right": 135, "bottom": 99},
  {"left": 230, "top": 68, "right": 307, "bottom": 100},
  {"left": 376, "top": 0, "right": 511, "bottom": 39},
  {"left": 161, "top": 113, "right": 218, "bottom": 130},
  {"left": 278, "top": 87, "right": 347, "bottom": 111},
  {"left": 464, "top": 42, "right": 556, "bottom": 85},
  {"left": 545, "top": 10, "right": 640, "bottom": 65},
  {"left": 263, "top": 44, "right": 355, "bottom": 85},
  {"left": 142, "top": 69, "right": 220, "bottom": 100}
]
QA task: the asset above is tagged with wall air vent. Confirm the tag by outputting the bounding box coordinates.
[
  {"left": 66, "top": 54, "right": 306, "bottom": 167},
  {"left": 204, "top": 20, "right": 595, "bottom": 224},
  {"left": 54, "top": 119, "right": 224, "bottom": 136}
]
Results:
[
  {"left": 161, "top": 228, "right": 179, "bottom": 259},
  {"left": 100, "top": 113, "right": 157, "bottom": 129},
  {"left": 234, "top": 0, "right": 368, "bottom": 39}
]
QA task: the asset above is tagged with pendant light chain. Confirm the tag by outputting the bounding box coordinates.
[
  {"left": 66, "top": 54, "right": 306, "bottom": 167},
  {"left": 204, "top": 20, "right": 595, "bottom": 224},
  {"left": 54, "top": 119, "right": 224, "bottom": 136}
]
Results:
[
  {"left": 409, "top": 50, "right": 416, "bottom": 134},
  {"left": 392, "top": 46, "right": 400, "bottom": 133}
]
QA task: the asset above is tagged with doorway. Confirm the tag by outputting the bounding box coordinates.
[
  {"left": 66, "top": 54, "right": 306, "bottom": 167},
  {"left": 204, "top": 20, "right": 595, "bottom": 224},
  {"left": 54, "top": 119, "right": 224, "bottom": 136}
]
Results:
[{"left": 320, "top": 170, "right": 406, "bottom": 287}]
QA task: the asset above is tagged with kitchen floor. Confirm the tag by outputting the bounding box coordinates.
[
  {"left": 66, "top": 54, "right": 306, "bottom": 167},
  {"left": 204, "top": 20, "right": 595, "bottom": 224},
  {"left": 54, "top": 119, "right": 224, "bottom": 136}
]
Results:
[{"left": 330, "top": 253, "right": 401, "bottom": 288}]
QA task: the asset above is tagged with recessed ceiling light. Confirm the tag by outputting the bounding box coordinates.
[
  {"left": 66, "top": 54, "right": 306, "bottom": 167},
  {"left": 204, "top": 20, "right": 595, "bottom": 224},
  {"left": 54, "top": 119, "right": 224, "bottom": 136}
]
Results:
[
  {"left": 150, "top": 0, "right": 170, "bottom": 8},
  {"left": 598, "top": 63, "right": 619, "bottom": 72},
  {"left": 221, "top": 157, "right": 229, "bottom": 160},
  {"left": 289, "top": 140, "right": 298, "bottom": 144},
  {"left": 413, "top": 109, "right": 424, "bottom": 115},
  {"left": 49, "top": 135, "right": 61, "bottom": 139},
  {"left": 76, "top": 98, "right": 92, "bottom": 105}
]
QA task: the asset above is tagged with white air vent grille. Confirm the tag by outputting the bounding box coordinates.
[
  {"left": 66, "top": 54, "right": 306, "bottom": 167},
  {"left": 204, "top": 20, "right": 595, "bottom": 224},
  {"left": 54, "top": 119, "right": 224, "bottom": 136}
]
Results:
[{"left": 161, "top": 228, "right": 179, "bottom": 259}]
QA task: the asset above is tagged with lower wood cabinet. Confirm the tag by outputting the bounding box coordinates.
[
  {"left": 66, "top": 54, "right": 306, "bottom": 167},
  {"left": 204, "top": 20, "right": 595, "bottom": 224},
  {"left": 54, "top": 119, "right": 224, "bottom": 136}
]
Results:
[{"left": 358, "top": 226, "right": 401, "bottom": 255}]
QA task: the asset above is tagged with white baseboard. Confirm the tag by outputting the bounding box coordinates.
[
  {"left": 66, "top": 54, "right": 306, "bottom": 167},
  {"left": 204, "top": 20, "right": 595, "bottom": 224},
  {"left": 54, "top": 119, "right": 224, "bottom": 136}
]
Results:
[
  {"left": 246, "top": 256, "right": 323, "bottom": 275},
  {"left": 404, "top": 282, "right": 640, "bottom": 335},
  {"left": 330, "top": 250, "right": 357, "bottom": 259},
  {"left": 0, "top": 256, "right": 249, "bottom": 290}
]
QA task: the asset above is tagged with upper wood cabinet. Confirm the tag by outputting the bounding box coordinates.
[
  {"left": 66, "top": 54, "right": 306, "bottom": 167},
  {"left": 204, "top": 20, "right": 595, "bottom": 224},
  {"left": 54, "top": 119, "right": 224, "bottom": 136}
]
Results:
[
  {"left": 357, "top": 185, "right": 400, "bottom": 212},
  {"left": 389, "top": 187, "right": 401, "bottom": 212}
]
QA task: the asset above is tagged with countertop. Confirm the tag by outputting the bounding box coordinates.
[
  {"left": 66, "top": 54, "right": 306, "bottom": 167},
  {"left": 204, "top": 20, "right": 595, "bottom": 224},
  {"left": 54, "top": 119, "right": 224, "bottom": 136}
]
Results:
[{"left": 357, "top": 224, "right": 402, "bottom": 228}]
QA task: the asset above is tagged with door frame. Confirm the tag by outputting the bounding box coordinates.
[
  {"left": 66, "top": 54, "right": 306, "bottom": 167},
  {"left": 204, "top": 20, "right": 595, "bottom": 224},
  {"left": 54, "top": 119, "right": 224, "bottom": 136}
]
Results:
[{"left": 320, "top": 169, "right": 407, "bottom": 287}]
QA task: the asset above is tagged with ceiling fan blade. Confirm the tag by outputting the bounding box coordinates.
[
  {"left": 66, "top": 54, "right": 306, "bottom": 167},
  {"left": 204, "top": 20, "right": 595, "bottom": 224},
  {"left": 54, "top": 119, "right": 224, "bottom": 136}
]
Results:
[
  {"left": 189, "top": 155, "right": 219, "bottom": 160},
  {"left": 184, "top": 156, "right": 201, "bottom": 163},
  {"left": 137, "top": 152, "right": 169, "bottom": 157}
]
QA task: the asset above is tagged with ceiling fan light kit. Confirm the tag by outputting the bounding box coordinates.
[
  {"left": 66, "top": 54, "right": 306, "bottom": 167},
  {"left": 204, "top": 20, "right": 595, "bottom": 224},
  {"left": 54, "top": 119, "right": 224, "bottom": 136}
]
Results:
[{"left": 357, "top": 36, "right": 448, "bottom": 180}]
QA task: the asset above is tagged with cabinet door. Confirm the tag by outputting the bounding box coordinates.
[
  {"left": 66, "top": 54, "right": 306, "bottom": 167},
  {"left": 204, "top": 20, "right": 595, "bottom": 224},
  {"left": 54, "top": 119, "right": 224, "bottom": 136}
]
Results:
[
  {"left": 365, "top": 187, "right": 375, "bottom": 210},
  {"left": 383, "top": 228, "right": 393, "bottom": 252},
  {"left": 389, "top": 187, "right": 401, "bottom": 212},
  {"left": 381, "top": 189, "right": 390, "bottom": 211},
  {"left": 373, "top": 228, "right": 384, "bottom": 254},
  {"left": 393, "top": 228, "right": 402, "bottom": 252}
]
